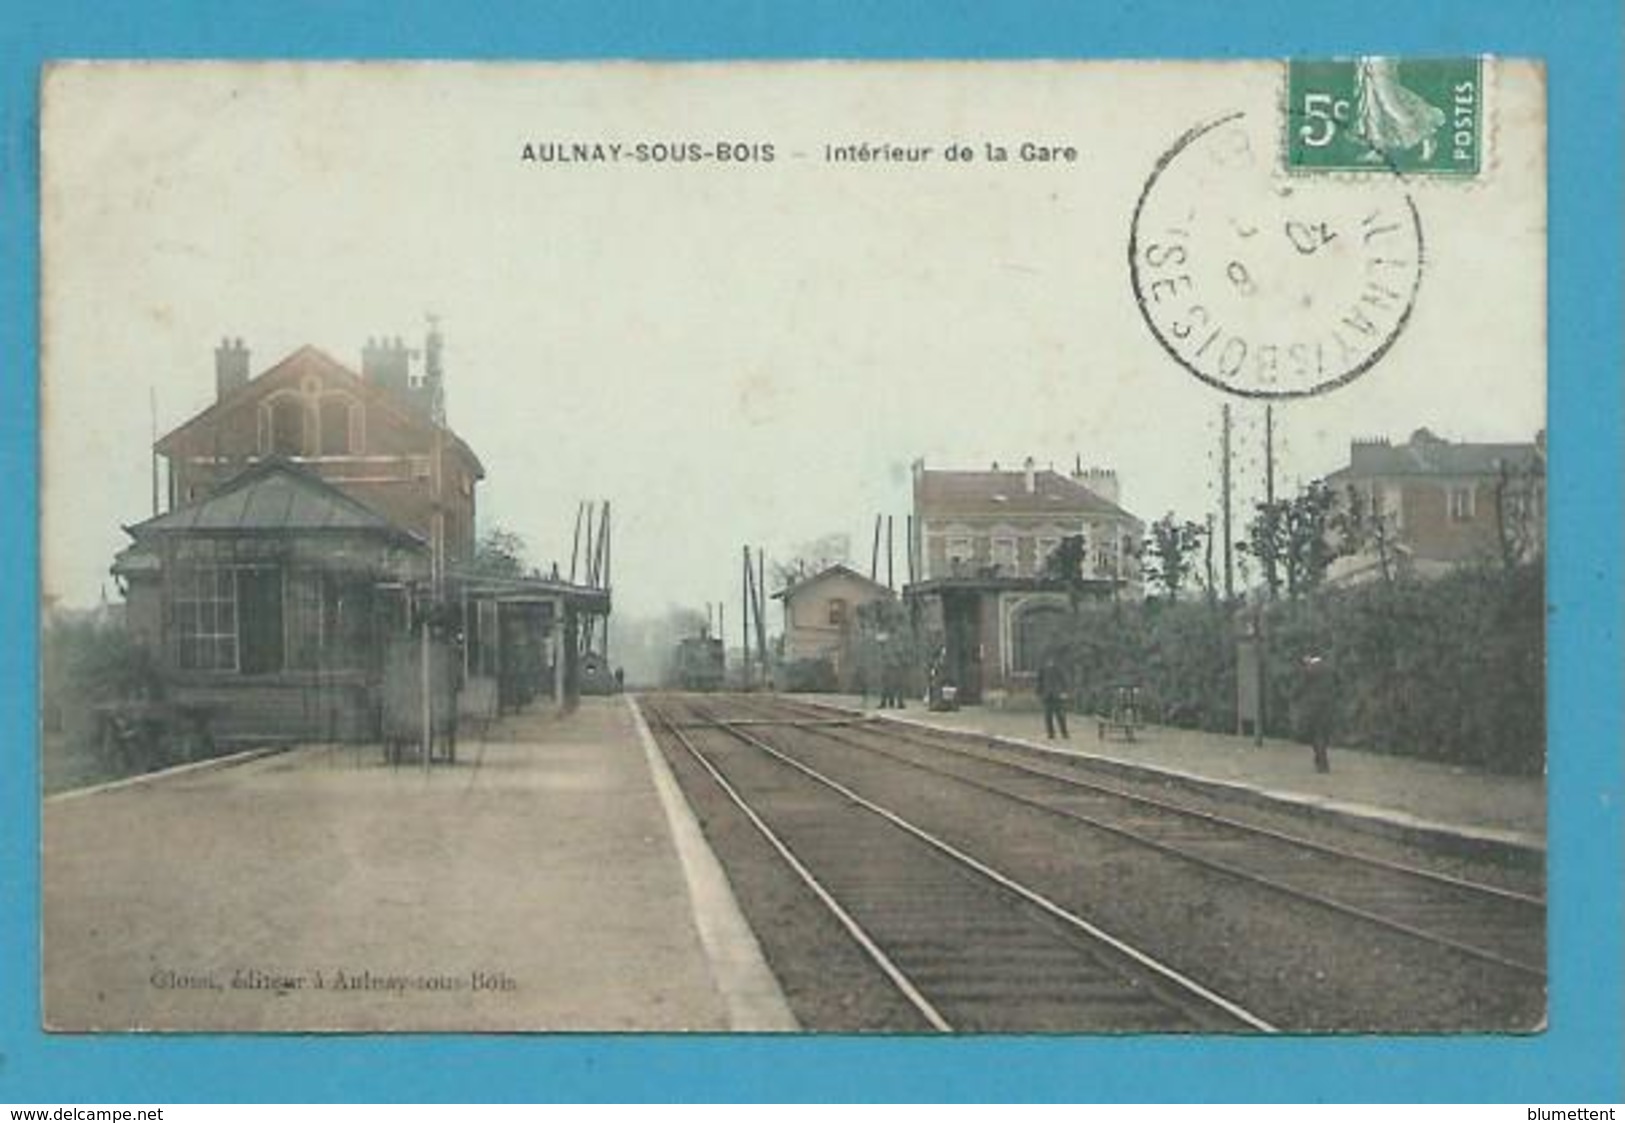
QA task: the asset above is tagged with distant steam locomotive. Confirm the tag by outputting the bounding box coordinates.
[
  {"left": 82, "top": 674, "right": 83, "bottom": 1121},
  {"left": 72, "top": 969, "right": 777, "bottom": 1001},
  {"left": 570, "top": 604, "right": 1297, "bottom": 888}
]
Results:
[{"left": 670, "top": 633, "right": 726, "bottom": 691}]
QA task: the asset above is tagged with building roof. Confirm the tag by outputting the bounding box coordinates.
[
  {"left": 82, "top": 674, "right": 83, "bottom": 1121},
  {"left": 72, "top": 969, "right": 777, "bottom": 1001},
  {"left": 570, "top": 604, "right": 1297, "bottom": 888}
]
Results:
[
  {"left": 914, "top": 467, "right": 1135, "bottom": 520},
  {"left": 125, "top": 458, "right": 424, "bottom": 542},
  {"left": 153, "top": 344, "right": 485, "bottom": 477},
  {"left": 1328, "top": 428, "right": 1544, "bottom": 480},
  {"left": 444, "top": 567, "right": 612, "bottom": 611},
  {"left": 110, "top": 543, "right": 161, "bottom": 576},
  {"left": 771, "top": 563, "right": 895, "bottom": 601}
]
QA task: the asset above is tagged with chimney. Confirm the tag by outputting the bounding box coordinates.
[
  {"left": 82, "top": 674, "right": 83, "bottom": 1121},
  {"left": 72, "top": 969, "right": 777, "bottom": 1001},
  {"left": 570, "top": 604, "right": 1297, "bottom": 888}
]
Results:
[
  {"left": 1080, "top": 467, "right": 1120, "bottom": 506},
  {"left": 361, "top": 334, "right": 419, "bottom": 413},
  {"left": 214, "top": 337, "right": 249, "bottom": 400},
  {"left": 1023, "top": 456, "right": 1036, "bottom": 494}
]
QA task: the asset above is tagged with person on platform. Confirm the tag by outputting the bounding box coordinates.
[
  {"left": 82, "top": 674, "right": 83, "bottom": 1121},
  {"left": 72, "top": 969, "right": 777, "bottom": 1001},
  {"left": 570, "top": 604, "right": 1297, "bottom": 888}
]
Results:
[
  {"left": 1295, "top": 653, "right": 1336, "bottom": 774},
  {"left": 1037, "top": 654, "right": 1070, "bottom": 740},
  {"left": 879, "top": 660, "right": 906, "bottom": 710}
]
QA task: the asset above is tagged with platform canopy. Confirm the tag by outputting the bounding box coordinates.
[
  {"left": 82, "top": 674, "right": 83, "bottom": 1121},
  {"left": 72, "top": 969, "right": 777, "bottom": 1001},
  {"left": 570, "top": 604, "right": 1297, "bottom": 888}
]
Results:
[{"left": 444, "top": 568, "right": 611, "bottom": 614}]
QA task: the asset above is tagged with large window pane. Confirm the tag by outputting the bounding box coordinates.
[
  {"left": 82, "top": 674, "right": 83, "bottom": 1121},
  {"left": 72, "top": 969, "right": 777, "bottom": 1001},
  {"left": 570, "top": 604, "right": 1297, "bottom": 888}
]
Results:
[{"left": 171, "top": 566, "right": 237, "bottom": 671}]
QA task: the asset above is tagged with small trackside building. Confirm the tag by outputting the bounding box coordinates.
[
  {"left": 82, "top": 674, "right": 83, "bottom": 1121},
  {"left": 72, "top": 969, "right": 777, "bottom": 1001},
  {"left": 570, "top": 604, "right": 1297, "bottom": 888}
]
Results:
[{"left": 772, "top": 563, "right": 896, "bottom": 689}]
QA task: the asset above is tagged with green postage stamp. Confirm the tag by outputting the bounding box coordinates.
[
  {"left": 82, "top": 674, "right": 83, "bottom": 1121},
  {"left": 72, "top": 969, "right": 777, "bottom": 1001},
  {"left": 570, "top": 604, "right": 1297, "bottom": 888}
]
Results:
[{"left": 1286, "top": 57, "right": 1483, "bottom": 175}]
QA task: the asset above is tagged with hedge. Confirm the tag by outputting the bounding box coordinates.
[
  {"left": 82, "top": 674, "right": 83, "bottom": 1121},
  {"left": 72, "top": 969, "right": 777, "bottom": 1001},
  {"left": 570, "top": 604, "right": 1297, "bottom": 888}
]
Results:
[{"left": 1044, "top": 561, "right": 1544, "bottom": 775}]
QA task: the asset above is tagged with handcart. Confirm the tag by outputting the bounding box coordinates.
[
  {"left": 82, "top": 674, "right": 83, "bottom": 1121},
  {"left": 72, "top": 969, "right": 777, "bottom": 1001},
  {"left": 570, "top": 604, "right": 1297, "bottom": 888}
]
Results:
[{"left": 1097, "top": 683, "right": 1143, "bottom": 742}]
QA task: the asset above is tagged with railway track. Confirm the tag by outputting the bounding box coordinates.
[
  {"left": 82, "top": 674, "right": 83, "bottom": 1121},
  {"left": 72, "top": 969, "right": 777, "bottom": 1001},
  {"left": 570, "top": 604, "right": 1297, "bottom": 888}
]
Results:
[
  {"left": 654, "top": 692, "right": 1545, "bottom": 1030},
  {"left": 644, "top": 694, "right": 1275, "bottom": 1033},
  {"left": 744, "top": 694, "right": 1547, "bottom": 982}
]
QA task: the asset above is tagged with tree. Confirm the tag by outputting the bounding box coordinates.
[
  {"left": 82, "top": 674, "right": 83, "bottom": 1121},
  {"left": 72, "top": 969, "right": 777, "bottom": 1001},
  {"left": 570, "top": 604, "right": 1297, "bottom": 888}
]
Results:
[
  {"left": 852, "top": 598, "right": 922, "bottom": 692},
  {"left": 771, "top": 532, "right": 852, "bottom": 588},
  {"left": 1242, "top": 480, "right": 1345, "bottom": 599},
  {"left": 1241, "top": 500, "right": 1286, "bottom": 599},
  {"left": 1141, "top": 514, "right": 1207, "bottom": 603},
  {"left": 1039, "top": 534, "right": 1091, "bottom": 610},
  {"left": 1336, "top": 483, "right": 1398, "bottom": 585},
  {"left": 1493, "top": 457, "right": 1544, "bottom": 571},
  {"left": 1284, "top": 479, "right": 1346, "bottom": 595},
  {"left": 471, "top": 527, "right": 530, "bottom": 579},
  {"left": 1201, "top": 513, "right": 1220, "bottom": 605}
]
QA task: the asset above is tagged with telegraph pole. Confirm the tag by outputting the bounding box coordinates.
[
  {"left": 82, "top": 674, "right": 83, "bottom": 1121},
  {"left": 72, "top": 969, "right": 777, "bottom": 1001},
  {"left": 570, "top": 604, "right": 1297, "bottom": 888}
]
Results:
[
  {"left": 741, "top": 546, "right": 754, "bottom": 688},
  {"left": 886, "top": 516, "right": 894, "bottom": 591},
  {"left": 599, "top": 502, "right": 612, "bottom": 663},
  {"left": 754, "top": 546, "right": 769, "bottom": 684},
  {"left": 422, "top": 422, "right": 446, "bottom": 775},
  {"left": 1258, "top": 403, "right": 1276, "bottom": 742},
  {"left": 578, "top": 503, "right": 591, "bottom": 585},
  {"left": 1265, "top": 404, "right": 1276, "bottom": 508},
  {"left": 1221, "top": 403, "right": 1234, "bottom": 602},
  {"left": 583, "top": 504, "right": 596, "bottom": 583}
]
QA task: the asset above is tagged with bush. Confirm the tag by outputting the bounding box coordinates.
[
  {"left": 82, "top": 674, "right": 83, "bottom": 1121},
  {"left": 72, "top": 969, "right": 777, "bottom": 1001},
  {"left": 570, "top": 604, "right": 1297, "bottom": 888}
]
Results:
[
  {"left": 780, "top": 657, "right": 838, "bottom": 693},
  {"left": 1265, "top": 563, "right": 1544, "bottom": 774},
  {"left": 43, "top": 615, "right": 167, "bottom": 777}
]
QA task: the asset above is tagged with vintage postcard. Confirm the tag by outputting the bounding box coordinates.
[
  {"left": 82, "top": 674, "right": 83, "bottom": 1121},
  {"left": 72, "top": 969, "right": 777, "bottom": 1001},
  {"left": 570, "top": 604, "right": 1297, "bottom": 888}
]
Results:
[{"left": 40, "top": 59, "right": 1545, "bottom": 1033}]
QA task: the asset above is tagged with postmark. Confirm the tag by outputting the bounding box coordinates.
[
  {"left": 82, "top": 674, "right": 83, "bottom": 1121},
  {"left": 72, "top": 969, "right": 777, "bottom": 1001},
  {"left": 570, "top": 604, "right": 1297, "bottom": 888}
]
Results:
[
  {"left": 1286, "top": 57, "right": 1483, "bottom": 176},
  {"left": 1129, "top": 112, "right": 1424, "bottom": 400}
]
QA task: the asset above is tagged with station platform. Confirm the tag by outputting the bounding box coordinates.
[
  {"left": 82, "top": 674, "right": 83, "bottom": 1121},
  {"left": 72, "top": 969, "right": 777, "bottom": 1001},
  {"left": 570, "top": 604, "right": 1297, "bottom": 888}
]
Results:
[
  {"left": 807, "top": 695, "right": 1545, "bottom": 864},
  {"left": 42, "top": 696, "right": 795, "bottom": 1033}
]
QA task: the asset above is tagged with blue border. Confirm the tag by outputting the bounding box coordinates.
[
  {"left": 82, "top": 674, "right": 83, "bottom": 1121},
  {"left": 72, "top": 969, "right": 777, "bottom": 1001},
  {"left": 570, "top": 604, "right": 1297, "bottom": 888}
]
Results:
[{"left": 4, "top": 0, "right": 1621, "bottom": 1104}]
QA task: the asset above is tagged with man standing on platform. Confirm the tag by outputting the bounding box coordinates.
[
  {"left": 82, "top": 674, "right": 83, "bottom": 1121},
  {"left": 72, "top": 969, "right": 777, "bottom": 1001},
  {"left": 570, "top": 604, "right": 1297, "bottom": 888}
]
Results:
[
  {"left": 875, "top": 630, "right": 904, "bottom": 709},
  {"left": 1296, "top": 653, "right": 1336, "bottom": 774},
  {"left": 1038, "top": 654, "right": 1070, "bottom": 740}
]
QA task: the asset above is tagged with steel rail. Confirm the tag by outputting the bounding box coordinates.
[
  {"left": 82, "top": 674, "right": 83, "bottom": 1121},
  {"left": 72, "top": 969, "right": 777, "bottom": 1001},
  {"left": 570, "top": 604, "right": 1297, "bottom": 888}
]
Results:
[
  {"left": 773, "top": 696, "right": 1544, "bottom": 910},
  {"left": 679, "top": 696, "right": 1277, "bottom": 1033},
  {"left": 737, "top": 697, "right": 1545, "bottom": 981},
  {"left": 642, "top": 697, "right": 952, "bottom": 1032}
]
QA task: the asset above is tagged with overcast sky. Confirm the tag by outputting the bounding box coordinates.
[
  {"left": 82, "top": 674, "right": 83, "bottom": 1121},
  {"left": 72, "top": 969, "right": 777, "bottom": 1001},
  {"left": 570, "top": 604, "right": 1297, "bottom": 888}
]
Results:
[{"left": 41, "top": 61, "right": 1545, "bottom": 617}]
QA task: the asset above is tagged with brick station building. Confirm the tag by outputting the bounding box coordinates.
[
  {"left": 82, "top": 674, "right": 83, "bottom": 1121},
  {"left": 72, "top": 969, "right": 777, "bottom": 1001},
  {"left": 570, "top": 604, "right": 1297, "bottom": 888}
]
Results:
[
  {"left": 113, "top": 331, "right": 608, "bottom": 745},
  {"left": 905, "top": 457, "right": 1142, "bottom": 705}
]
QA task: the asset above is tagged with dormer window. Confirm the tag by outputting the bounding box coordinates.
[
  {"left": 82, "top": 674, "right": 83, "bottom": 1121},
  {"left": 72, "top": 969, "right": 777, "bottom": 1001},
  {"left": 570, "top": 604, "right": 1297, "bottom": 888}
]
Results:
[
  {"left": 319, "top": 396, "right": 360, "bottom": 456},
  {"left": 266, "top": 395, "right": 306, "bottom": 457}
]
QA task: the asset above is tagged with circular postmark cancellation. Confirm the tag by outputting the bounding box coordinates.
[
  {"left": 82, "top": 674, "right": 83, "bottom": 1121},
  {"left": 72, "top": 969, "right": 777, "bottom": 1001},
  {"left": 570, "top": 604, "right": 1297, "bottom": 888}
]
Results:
[{"left": 1129, "top": 112, "right": 1424, "bottom": 400}]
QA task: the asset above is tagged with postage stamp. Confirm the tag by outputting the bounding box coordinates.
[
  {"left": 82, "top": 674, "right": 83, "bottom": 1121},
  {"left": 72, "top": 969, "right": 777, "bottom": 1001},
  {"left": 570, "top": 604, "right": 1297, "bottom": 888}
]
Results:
[{"left": 1286, "top": 57, "right": 1484, "bottom": 176}]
